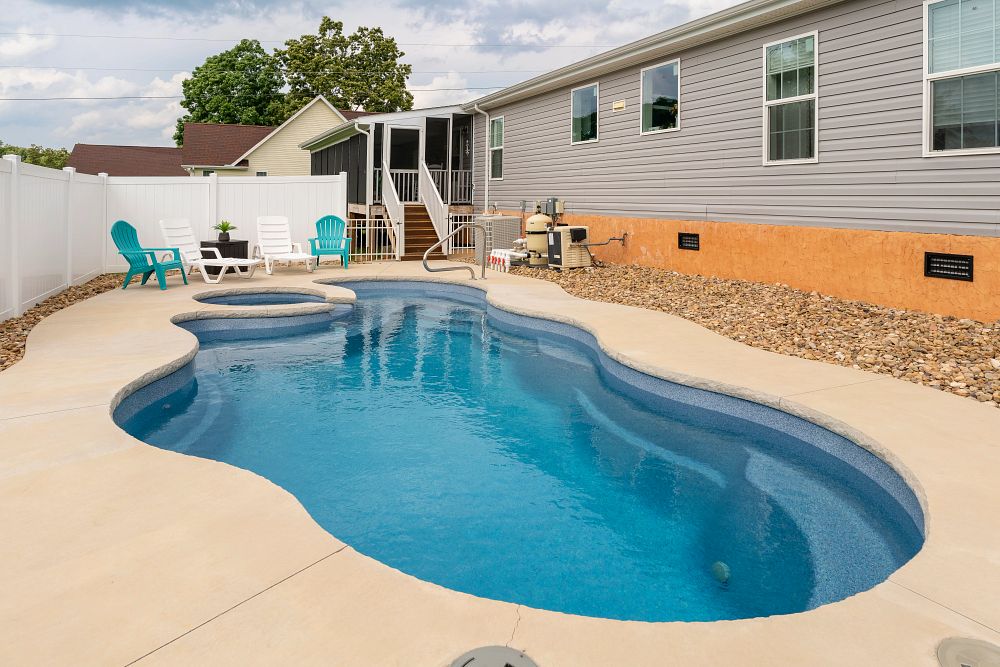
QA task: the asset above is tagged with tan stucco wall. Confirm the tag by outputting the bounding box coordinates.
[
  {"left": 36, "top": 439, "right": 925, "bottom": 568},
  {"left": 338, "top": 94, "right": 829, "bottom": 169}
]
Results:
[
  {"left": 545, "top": 212, "right": 1000, "bottom": 321},
  {"left": 242, "top": 103, "right": 343, "bottom": 177}
]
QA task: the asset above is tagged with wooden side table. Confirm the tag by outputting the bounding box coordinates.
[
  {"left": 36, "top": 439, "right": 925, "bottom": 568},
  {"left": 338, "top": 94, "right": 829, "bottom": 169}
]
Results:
[{"left": 200, "top": 240, "right": 250, "bottom": 276}]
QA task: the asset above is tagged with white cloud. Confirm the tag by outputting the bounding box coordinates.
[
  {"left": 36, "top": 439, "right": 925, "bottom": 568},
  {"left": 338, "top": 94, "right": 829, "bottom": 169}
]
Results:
[
  {"left": 0, "top": 30, "right": 56, "bottom": 58},
  {"left": 60, "top": 72, "right": 188, "bottom": 143},
  {"left": 411, "top": 72, "right": 486, "bottom": 109}
]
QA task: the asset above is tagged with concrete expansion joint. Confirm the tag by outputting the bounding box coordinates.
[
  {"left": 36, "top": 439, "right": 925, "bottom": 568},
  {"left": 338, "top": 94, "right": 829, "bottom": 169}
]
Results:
[
  {"left": 124, "top": 545, "right": 349, "bottom": 666},
  {"left": 779, "top": 378, "right": 881, "bottom": 400},
  {"left": 886, "top": 580, "right": 1000, "bottom": 637},
  {"left": 1, "top": 401, "right": 110, "bottom": 422}
]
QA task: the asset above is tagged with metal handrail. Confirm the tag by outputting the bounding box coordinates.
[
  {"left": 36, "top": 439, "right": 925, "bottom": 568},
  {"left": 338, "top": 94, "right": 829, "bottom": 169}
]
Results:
[{"left": 422, "top": 223, "right": 487, "bottom": 280}]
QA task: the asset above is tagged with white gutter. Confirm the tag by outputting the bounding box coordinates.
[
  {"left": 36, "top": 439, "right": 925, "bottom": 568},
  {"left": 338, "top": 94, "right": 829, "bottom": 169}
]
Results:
[{"left": 472, "top": 105, "right": 489, "bottom": 214}]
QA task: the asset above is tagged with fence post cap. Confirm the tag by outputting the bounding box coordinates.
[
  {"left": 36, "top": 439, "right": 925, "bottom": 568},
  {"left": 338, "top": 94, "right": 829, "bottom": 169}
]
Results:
[
  {"left": 62, "top": 166, "right": 77, "bottom": 173},
  {"left": 2, "top": 154, "right": 22, "bottom": 162}
]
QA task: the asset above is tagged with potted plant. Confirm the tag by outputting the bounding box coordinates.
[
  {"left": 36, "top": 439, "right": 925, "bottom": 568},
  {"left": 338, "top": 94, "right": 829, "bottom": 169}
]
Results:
[{"left": 213, "top": 220, "right": 237, "bottom": 242}]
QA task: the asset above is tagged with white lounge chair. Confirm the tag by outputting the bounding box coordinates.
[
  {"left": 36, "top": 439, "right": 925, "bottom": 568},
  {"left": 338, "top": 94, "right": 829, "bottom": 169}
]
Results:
[
  {"left": 159, "top": 218, "right": 261, "bottom": 284},
  {"left": 254, "top": 216, "right": 315, "bottom": 274}
]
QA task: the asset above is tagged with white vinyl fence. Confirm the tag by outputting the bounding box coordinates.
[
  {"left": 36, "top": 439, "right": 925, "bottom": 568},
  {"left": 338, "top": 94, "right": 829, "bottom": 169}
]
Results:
[{"left": 0, "top": 154, "right": 348, "bottom": 321}]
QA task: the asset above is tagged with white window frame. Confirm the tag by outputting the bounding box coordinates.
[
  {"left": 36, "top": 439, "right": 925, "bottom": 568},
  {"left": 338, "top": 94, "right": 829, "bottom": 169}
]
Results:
[
  {"left": 639, "top": 59, "right": 682, "bottom": 136},
  {"left": 570, "top": 82, "right": 600, "bottom": 145},
  {"left": 489, "top": 115, "right": 504, "bottom": 181},
  {"left": 922, "top": 0, "right": 1000, "bottom": 157},
  {"left": 761, "top": 30, "right": 820, "bottom": 166}
]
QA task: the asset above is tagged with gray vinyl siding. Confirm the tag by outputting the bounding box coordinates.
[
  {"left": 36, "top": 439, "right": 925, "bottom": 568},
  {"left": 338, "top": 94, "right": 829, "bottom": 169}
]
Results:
[{"left": 472, "top": 0, "right": 1000, "bottom": 236}]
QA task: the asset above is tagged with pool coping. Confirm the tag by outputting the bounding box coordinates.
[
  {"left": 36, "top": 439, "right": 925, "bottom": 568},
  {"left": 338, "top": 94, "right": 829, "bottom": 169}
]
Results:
[{"left": 1, "top": 261, "right": 998, "bottom": 666}]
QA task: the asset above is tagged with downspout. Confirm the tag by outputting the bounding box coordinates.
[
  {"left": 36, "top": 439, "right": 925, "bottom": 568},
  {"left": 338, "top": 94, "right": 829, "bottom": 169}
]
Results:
[
  {"left": 472, "top": 104, "right": 489, "bottom": 214},
  {"left": 354, "top": 123, "right": 371, "bottom": 206}
]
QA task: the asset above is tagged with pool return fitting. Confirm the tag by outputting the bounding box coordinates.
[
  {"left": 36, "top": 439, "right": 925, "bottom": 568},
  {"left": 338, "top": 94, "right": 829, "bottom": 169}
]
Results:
[{"left": 423, "top": 223, "right": 488, "bottom": 280}]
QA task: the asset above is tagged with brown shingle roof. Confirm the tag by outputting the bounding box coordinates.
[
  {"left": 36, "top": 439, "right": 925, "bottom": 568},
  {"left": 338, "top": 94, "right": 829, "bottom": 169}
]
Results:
[
  {"left": 180, "top": 123, "right": 275, "bottom": 166},
  {"left": 67, "top": 144, "right": 186, "bottom": 176}
]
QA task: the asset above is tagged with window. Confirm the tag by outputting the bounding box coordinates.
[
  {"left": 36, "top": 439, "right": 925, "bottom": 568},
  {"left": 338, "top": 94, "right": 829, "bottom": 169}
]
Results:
[
  {"left": 489, "top": 116, "right": 504, "bottom": 180},
  {"left": 571, "top": 83, "right": 599, "bottom": 143},
  {"left": 762, "top": 33, "right": 818, "bottom": 163},
  {"left": 641, "top": 60, "right": 680, "bottom": 133},
  {"left": 256, "top": 171, "right": 268, "bottom": 177},
  {"left": 926, "top": 0, "right": 1000, "bottom": 154},
  {"left": 202, "top": 169, "right": 215, "bottom": 176}
]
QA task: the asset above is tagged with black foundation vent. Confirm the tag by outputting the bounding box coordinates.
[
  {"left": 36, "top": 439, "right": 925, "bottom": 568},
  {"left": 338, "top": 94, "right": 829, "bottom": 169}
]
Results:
[
  {"left": 924, "top": 252, "right": 973, "bottom": 282},
  {"left": 678, "top": 232, "right": 700, "bottom": 250}
]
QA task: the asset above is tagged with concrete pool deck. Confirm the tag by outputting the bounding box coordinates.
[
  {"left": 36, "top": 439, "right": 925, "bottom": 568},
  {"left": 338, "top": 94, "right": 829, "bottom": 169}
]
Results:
[{"left": 0, "top": 260, "right": 997, "bottom": 666}]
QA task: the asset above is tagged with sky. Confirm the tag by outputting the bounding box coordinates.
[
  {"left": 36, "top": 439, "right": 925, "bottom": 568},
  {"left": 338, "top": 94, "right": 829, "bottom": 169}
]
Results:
[{"left": 0, "top": 0, "right": 740, "bottom": 149}]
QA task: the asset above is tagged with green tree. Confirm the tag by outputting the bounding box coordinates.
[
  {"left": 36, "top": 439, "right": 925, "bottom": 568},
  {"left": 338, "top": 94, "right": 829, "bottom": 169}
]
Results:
[
  {"left": 277, "top": 18, "right": 413, "bottom": 116},
  {"left": 173, "top": 39, "right": 286, "bottom": 145},
  {"left": 0, "top": 140, "right": 70, "bottom": 169}
]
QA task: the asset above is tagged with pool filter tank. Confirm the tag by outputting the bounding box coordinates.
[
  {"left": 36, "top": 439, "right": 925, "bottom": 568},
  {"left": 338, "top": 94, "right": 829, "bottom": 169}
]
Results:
[{"left": 524, "top": 211, "right": 552, "bottom": 267}]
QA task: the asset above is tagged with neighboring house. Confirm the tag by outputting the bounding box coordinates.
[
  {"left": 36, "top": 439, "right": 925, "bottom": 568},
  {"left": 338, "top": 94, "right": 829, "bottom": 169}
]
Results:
[
  {"left": 183, "top": 96, "right": 364, "bottom": 177},
  {"left": 66, "top": 145, "right": 185, "bottom": 176},
  {"left": 180, "top": 123, "right": 275, "bottom": 177},
  {"left": 301, "top": 105, "right": 475, "bottom": 259},
  {"left": 460, "top": 0, "right": 1000, "bottom": 320}
]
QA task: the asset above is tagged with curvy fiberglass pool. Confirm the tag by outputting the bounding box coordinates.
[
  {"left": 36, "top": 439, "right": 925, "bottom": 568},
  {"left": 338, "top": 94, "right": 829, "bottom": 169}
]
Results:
[{"left": 115, "top": 281, "right": 924, "bottom": 622}]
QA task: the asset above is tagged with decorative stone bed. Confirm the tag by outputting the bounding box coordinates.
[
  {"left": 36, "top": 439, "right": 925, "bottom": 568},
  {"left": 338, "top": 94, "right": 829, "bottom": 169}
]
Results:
[{"left": 511, "top": 264, "right": 1000, "bottom": 409}]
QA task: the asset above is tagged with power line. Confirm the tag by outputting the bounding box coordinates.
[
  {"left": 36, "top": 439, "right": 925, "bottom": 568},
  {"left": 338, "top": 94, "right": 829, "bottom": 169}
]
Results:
[
  {"left": 0, "top": 87, "right": 502, "bottom": 101},
  {"left": 0, "top": 30, "right": 616, "bottom": 48},
  {"left": 0, "top": 64, "right": 548, "bottom": 75},
  {"left": 0, "top": 95, "right": 183, "bottom": 101}
]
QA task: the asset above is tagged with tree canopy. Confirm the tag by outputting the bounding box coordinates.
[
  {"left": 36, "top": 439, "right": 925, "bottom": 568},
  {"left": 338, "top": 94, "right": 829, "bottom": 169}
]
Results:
[
  {"left": 0, "top": 140, "right": 70, "bottom": 169},
  {"left": 277, "top": 18, "right": 414, "bottom": 116},
  {"left": 173, "top": 39, "right": 287, "bottom": 145}
]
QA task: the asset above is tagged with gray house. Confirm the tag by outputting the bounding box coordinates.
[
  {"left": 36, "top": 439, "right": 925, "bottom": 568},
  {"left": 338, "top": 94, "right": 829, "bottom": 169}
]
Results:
[{"left": 461, "top": 0, "right": 1000, "bottom": 320}]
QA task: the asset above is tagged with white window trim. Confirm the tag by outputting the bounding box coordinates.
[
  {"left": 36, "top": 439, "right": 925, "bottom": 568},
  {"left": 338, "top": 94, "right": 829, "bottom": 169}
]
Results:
[
  {"left": 489, "top": 115, "right": 504, "bottom": 181},
  {"left": 921, "top": 0, "right": 1000, "bottom": 157},
  {"left": 570, "top": 82, "right": 600, "bottom": 145},
  {"left": 761, "top": 30, "right": 820, "bottom": 166},
  {"left": 639, "top": 59, "right": 682, "bottom": 136}
]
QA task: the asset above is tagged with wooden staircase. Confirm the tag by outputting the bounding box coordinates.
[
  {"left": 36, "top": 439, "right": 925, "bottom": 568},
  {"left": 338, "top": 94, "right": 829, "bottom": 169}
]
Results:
[{"left": 401, "top": 203, "right": 446, "bottom": 261}]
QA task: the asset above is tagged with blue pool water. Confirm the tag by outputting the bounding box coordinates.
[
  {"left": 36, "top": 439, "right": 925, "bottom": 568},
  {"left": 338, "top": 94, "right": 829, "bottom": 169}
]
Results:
[
  {"left": 116, "top": 281, "right": 923, "bottom": 622},
  {"left": 196, "top": 292, "right": 325, "bottom": 306}
]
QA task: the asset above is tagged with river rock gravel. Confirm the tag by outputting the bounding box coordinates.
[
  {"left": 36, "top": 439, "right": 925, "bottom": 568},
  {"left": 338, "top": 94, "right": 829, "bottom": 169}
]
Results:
[
  {"left": 0, "top": 274, "right": 123, "bottom": 372},
  {"left": 510, "top": 264, "right": 1000, "bottom": 409}
]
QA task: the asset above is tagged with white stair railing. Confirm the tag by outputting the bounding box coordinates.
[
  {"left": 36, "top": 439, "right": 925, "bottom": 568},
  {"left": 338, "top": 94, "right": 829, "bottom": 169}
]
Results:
[
  {"left": 382, "top": 172, "right": 405, "bottom": 259},
  {"left": 419, "top": 161, "right": 450, "bottom": 254},
  {"left": 389, "top": 169, "right": 419, "bottom": 202}
]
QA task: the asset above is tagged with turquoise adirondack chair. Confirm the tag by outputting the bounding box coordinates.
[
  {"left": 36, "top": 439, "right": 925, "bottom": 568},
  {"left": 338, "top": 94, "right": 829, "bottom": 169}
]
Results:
[
  {"left": 308, "top": 215, "right": 351, "bottom": 269},
  {"left": 110, "top": 220, "right": 188, "bottom": 290}
]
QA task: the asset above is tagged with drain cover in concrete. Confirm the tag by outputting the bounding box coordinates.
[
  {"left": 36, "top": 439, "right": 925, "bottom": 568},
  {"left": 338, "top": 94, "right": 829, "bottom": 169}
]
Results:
[
  {"left": 450, "top": 646, "right": 539, "bottom": 667},
  {"left": 938, "top": 638, "right": 1000, "bottom": 667}
]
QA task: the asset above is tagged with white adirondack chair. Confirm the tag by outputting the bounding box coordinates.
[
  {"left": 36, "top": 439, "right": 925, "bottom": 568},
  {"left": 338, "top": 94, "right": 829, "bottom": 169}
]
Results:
[
  {"left": 159, "top": 218, "right": 261, "bottom": 284},
  {"left": 254, "top": 216, "right": 315, "bottom": 274}
]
